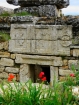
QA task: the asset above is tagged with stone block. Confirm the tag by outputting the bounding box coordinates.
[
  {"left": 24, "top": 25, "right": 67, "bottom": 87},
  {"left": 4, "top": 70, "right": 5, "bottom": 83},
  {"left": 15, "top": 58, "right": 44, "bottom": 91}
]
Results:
[
  {"left": 35, "top": 25, "right": 55, "bottom": 40},
  {"left": 56, "top": 25, "right": 72, "bottom": 40},
  {"left": 20, "top": 64, "right": 30, "bottom": 82},
  {"left": 56, "top": 0, "right": 69, "bottom": 9},
  {"left": 0, "top": 58, "right": 14, "bottom": 66},
  {"left": 9, "top": 25, "right": 72, "bottom": 56},
  {"left": 0, "top": 52, "right": 10, "bottom": 58},
  {"left": 0, "top": 72, "right": 8, "bottom": 79},
  {"left": 10, "top": 24, "right": 28, "bottom": 40},
  {"left": 11, "top": 24, "right": 72, "bottom": 41},
  {"left": 39, "top": 5, "right": 59, "bottom": 17},
  {"left": 5, "top": 67, "right": 19, "bottom": 73},
  {"left": 0, "top": 66, "right": 5, "bottom": 72},
  {"left": 53, "top": 57, "right": 63, "bottom": 66},
  {"left": 59, "top": 69, "right": 73, "bottom": 76},
  {"left": 10, "top": 16, "right": 33, "bottom": 23},
  {"left": 29, "top": 25, "right": 35, "bottom": 39},
  {"left": 9, "top": 40, "right": 30, "bottom": 53},
  {"left": 68, "top": 60, "right": 78, "bottom": 69},
  {"left": 0, "top": 41, "right": 8, "bottom": 50},
  {"left": 7, "top": 0, "right": 69, "bottom": 9},
  {"left": 50, "top": 66, "right": 58, "bottom": 85},
  {"left": 63, "top": 59, "right": 68, "bottom": 66},
  {"left": 15, "top": 54, "right": 62, "bottom": 66},
  {"left": 10, "top": 24, "right": 35, "bottom": 40},
  {"left": 15, "top": 54, "right": 54, "bottom": 65},
  {"left": 57, "top": 40, "right": 72, "bottom": 56},
  {"left": 11, "top": 54, "right": 16, "bottom": 59},
  {"left": 35, "top": 40, "right": 57, "bottom": 55},
  {"left": 3, "top": 41, "right": 9, "bottom": 50},
  {"left": 73, "top": 49, "right": 79, "bottom": 57}
]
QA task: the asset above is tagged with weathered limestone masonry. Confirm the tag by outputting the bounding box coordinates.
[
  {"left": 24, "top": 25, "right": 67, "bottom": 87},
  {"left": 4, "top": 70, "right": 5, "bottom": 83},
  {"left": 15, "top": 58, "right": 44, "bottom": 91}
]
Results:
[
  {"left": 0, "top": 0, "right": 79, "bottom": 84},
  {"left": 0, "top": 16, "right": 74, "bottom": 84},
  {"left": 7, "top": 0, "right": 69, "bottom": 17},
  {"left": 0, "top": 40, "right": 20, "bottom": 82},
  {"left": 0, "top": 16, "right": 79, "bottom": 84},
  {"left": 0, "top": 17, "right": 72, "bottom": 84},
  {"left": 9, "top": 22, "right": 72, "bottom": 84}
]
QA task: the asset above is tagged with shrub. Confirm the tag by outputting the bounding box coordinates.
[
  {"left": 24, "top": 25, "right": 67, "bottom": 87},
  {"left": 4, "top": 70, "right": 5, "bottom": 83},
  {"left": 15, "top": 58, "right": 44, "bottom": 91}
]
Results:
[
  {"left": 0, "top": 70, "right": 78, "bottom": 105},
  {"left": 0, "top": 80, "right": 78, "bottom": 105}
]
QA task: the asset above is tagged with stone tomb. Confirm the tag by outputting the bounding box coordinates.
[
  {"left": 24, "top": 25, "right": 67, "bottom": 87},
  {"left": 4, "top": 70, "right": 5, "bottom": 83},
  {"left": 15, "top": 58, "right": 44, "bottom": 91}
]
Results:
[
  {"left": 9, "top": 25, "right": 72, "bottom": 56},
  {"left": 16, "top": 54, "right": 62, "bottom": 84},
  {"left": 9, "top": 24, "right": 72, "bottom": 84}
]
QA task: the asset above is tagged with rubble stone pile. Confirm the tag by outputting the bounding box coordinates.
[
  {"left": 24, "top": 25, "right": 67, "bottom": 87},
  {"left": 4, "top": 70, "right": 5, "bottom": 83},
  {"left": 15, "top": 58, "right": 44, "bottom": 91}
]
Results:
[{"left": 7, "top": 0, "right": 69, "bottom": 17}]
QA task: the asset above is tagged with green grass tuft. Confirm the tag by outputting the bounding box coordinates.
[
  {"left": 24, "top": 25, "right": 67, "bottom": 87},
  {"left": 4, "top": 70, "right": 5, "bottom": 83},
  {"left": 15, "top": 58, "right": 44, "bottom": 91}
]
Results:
[
  {"left": 12, "top": 11, "right": 32, "bottom": 16},
  {"left": 0, "top": 32, "right": 10, "bottom": 42},
  {"left": 0, "top": 12, "right": 11, "bottom": 17},
  {"left": 0, "top": 11, "right": 32, "bottom": 17}
]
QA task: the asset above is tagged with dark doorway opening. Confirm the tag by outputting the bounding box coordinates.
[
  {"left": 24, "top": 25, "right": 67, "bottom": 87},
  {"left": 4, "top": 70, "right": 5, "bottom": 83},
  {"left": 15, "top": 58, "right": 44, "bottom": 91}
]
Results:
[
  {"left": 41, "top": 66, "right": 50, "bottom": 83},
  {"left": 29, "top": 65, "right": 50, "bottom": 83}
]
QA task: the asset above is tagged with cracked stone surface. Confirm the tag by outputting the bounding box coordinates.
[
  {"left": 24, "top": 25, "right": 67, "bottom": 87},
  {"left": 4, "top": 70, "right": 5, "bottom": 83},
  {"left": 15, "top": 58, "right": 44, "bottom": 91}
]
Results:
[
  {"left": 9, "top": 25, "right": 72, "bottom": 56},
  {"left": 6, "top": 0, "right": 69, "bottom": 9}
]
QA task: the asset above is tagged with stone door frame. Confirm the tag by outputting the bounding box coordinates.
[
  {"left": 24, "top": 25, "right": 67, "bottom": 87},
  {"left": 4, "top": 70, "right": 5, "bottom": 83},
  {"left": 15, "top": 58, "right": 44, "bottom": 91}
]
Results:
[{"left": 16, "top": 54, "right": 61, "bottom": 85}]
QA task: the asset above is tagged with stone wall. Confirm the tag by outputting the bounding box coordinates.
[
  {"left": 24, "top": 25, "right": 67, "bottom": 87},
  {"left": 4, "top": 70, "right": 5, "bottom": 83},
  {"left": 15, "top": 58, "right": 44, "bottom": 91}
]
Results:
[
  {"left": 0, "top": 40, "right": 79, "bottom": 84},
  {"left": 0, "top": 41, "right": 19, "bottom": 82},
  {"left": 0, "top": 16, "right": 79, "bottom": 85},
  {"left": 1, "top": 16, "right": 79, "bottom": 44}
]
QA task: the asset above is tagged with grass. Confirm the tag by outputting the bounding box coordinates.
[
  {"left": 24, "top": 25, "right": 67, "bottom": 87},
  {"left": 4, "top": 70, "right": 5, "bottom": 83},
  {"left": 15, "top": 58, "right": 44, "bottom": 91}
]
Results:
[
  {"left": 0, "top": 54, "right": 78, "bottom": 105},
  {"left": 0, "top": 79, "right": 78, "bottom": 105},
  {"left": 0, "top": 12, "right": 11, "bottom": 17},
  {"left": 0, "top": 11, "right": 32, "bottom": 17},
  {"left": 0, "top": 31, "right": 10, "bottom": 42},
  {"left": 11, "top": 11, "right": 32, "bottom": 16}
]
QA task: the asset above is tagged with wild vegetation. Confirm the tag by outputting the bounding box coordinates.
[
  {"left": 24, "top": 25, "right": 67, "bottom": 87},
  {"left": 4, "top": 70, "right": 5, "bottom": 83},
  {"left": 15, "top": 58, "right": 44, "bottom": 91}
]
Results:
[
  {"left": 0, "top": 11, "right": 32, "bottom": 17},
  {"left": 0, "top": 31, "right": 10, "bottom": 42},
  {"left": 0, "top": 67, "right": 78, "bottom": 105}
]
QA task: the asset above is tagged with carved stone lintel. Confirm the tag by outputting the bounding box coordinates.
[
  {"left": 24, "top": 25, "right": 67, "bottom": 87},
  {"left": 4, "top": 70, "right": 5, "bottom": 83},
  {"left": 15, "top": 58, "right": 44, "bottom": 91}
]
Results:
[{"left": 9, "top": 25, "right": 72, "bottom": 56}]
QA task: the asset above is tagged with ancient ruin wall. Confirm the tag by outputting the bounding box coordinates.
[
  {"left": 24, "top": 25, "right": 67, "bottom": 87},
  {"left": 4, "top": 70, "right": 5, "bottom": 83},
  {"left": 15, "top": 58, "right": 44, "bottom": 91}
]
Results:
[
  {"left": 1, "top": 16, "right": 79, "bottom": 44},
  {"left": 0, "top": 0, "right": 77, "bottom": 84},
  {"left": 0, "top": 16, "right": 79, "bottom": 84}
]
